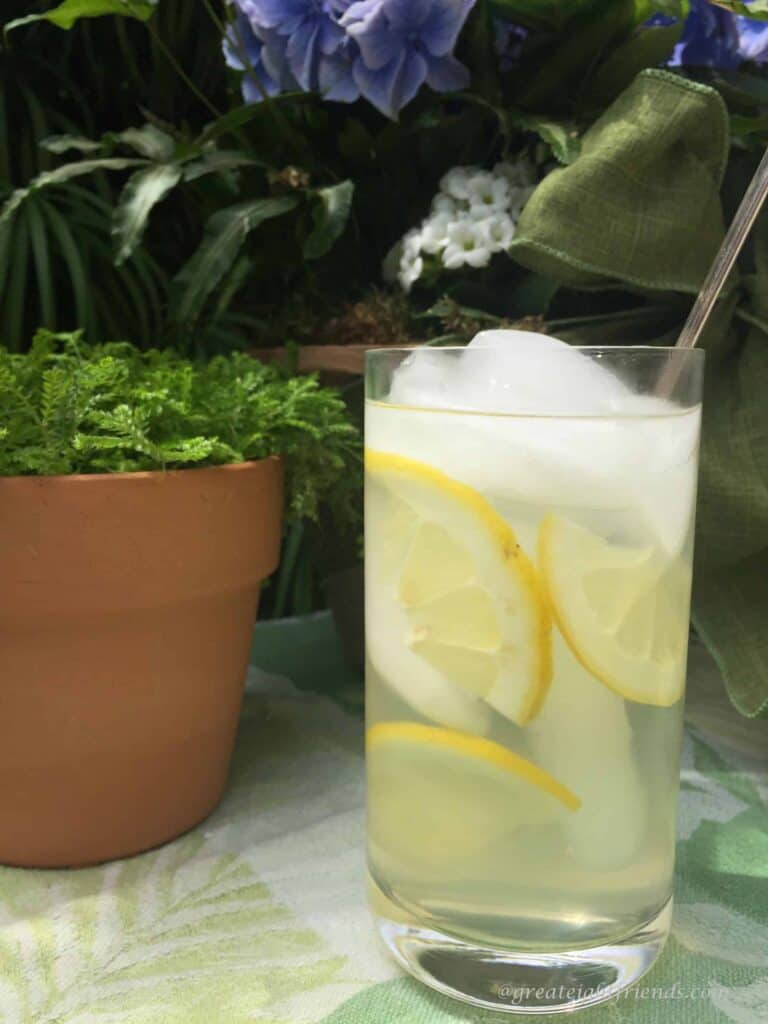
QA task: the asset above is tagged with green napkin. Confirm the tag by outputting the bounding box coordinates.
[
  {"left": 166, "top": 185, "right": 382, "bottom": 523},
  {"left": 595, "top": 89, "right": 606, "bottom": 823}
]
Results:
[
  {"left": 511, "top": 68, "right": 768, "bottom": 718},
  {"left": 512, "top": 69, "right": 729, "bottom": 293}
]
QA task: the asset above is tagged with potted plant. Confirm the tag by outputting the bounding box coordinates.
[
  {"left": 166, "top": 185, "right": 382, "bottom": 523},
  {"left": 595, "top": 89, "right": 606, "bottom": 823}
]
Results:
[{"left": 0, "top": 330, "right": 359, "bottom": 868}]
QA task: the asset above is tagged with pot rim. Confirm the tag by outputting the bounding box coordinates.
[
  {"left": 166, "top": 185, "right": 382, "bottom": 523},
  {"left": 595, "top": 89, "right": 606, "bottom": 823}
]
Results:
[{"left": 0, "top": 454, "right": 282, "bottom": 486}]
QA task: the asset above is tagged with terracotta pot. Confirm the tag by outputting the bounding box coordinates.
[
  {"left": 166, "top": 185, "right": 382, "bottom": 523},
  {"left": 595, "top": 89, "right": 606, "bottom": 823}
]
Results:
[{"left": 0, "top": 459, "right": 283, "bottom": 868}]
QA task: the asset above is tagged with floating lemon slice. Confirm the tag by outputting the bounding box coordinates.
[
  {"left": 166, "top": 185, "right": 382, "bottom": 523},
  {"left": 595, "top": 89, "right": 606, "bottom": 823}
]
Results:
[
  {"left": 366, "top": 451, "right": 552, "bottom": 728},
  {"left": 538, "top": 514, "right": 691, "bottom": 706},
  {"left": 367, "top": 722, "right": 580, "bottom": 872}
]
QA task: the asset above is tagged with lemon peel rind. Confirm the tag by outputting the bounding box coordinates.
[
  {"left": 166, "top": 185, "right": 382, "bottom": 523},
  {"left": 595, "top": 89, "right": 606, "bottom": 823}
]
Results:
[
  {"left": 537, "top": 513, "right": 684, "bottom": 708},
  {"left": 366, "top": 448, "right": 552, "bottom": 724},
  {"left": 368, "top": 721, "right": 581, "bottom": 811}
]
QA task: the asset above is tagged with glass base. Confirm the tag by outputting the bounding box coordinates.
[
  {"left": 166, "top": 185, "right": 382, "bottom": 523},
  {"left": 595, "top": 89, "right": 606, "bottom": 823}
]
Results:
[{"left": 372, "top": 882, "right": 672, "bottom": 1015}]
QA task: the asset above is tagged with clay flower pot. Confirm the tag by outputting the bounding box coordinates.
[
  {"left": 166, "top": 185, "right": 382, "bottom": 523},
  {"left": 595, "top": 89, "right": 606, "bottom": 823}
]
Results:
[{"left": 0, "top": 458, "right": 283, "bottom": 868}]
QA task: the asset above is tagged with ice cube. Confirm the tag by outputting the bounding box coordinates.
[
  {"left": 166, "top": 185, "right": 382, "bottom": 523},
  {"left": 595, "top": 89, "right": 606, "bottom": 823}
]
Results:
[
  {"left": 526, "top": 634, "right": 648, "bottom": 872},
  {"left": 460, "top": 330, "right": 632, "bottom": 415},
  {"left": 388, "top": 348, "right": 463, "bottom": 409},
  {"left": 388, "top": 331, "right": 633, "bottom": 416},
  {"left": 371, "top": 332, "right": 699, "bottom": 556}
]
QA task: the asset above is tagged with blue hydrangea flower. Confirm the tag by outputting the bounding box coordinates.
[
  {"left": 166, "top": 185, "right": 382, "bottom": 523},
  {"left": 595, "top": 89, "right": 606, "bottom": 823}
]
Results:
[
  {"left": 735, "top": 14, "right": 768, "bottom": 62},
  {"left": 226, "top": 0, "right": 476, "bottom": 114},
  {"left": 343, "top": 0, "right": 476, "bottom": 119},
  {"left": 651, "top": 0, "right": 768, "bottom": 69},
  {"left": 669, "top": 0, "right": 742, "bottom": 68},
  {"left": 223, "top": 6, "right": 297, "bottom": 100},
  {"left": 232, "top": 0, "right": 359, "bottom": 102}
]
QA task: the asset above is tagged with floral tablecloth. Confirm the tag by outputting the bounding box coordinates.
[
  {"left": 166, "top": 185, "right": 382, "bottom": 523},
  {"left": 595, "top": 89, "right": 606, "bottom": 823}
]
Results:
[{"left": 0, "top": 613, "right": 766, "bottom": 1024}]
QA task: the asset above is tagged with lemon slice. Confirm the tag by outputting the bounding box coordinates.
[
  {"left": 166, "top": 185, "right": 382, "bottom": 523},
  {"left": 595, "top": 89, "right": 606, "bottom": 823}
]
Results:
[
  {"left": 366, "top": 451, "right": 552, "bottom": 728},
  {"left": 367, "top": 722, "right": 580, "bottom": 873},
  {"left": 538, "top": 514, "right": 691, "bottom": 706}
]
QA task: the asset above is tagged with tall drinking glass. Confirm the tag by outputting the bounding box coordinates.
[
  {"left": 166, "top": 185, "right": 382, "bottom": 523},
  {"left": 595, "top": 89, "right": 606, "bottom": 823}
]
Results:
[{"left": 364, "top": 344, "right": 704, "bottom": 1014}]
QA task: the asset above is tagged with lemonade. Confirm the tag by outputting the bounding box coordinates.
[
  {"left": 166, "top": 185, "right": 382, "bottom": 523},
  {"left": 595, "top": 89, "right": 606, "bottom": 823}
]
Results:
[{"left": 364, "top": 338, "right": 703, "bottom": 1013}]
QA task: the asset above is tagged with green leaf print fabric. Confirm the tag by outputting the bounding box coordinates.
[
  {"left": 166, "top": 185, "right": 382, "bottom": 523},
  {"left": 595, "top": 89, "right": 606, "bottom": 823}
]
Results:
[{"left": 0, "top": 615, "right": 764, "bottom": 1023}]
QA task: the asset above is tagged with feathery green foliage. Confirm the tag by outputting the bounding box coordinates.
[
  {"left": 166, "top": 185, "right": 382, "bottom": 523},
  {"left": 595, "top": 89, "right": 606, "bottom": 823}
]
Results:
[{"left": 0, "top": 329, "right": 361, "bottom": 523}]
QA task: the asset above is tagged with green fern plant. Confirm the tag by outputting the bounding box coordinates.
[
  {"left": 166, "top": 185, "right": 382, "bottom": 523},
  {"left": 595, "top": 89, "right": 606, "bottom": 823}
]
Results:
[{"left": 0, "top": 329, "right": 361, "bottom": 523}]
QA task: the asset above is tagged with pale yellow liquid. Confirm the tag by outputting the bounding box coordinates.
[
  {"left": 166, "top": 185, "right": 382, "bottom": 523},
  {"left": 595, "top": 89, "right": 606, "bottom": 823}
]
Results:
[{"left": 365, "top": 400, "right": 696, "bottom": 952}]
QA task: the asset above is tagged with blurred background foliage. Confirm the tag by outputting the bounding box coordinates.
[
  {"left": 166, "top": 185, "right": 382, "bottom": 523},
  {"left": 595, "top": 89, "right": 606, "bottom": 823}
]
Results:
[
  {"left": 3, "top": 0, "right": 768, "bottom": 622},
  {"left": 0, "top": 0, "right": 219, "bottom": 350},
  {"left": 2, "top": 0, "right": 727, "bottom": 361}
]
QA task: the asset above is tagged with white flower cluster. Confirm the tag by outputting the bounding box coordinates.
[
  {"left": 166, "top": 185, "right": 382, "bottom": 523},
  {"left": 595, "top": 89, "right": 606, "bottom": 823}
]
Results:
[{"left": 386, "top": 159, "right": 537, "bottom": 292}]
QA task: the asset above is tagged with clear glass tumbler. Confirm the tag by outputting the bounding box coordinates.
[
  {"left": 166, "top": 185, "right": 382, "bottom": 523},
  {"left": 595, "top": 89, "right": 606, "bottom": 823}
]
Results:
[{"left": 364, "top": 344, "right": 704, "bottom": 1014}]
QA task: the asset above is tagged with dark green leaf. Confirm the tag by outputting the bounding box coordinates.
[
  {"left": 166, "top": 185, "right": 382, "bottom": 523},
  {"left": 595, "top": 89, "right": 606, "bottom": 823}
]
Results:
[
  {"left": 517, "top": 1, "right": 639, "bottom": 109},
  {"left": 41, "top": 134, "right": 104, "bottom": 155},
  {"left": 25, "top": 201, "right": 56, "bottom": 328},
  {"left": 337, "top": 120, "right": 375, "bottom": 165},
  {"left": 489, "top": 0, "right": 598, "bottom": 31},
  {"left": 4, "top": 216, "right": 29, "bottom": 353},
  {"left": 730, "top": 111, "right": 768, "bottom": 143},
  {"left": 182, "top": 151, "right": 262, "bottom": 183},
  {"left": 516, "top": 114, "right": 582, "bottom": 164},
  {"left": 0, "top": 159, "right": 147, "bottom": 225},
  {"left": 586, "top": 23, "right": 684, "bottom": 108},
  {"left": 5, "top": 0, "right": 157, "bottom": 33},
  {"left": 508, "top": 271, "right": 560, "bottom": 315},
  {"left": 0, "top": 218, "right": 12, "bottom": 311},
  {"left": 453, "top": 92, "right": 515, "bottom": 141},
  {"left": 211, "top": 252, "right": 254, "bottom": 318},
  {"left": 290, "top": 537, "right": 316, "bottom": 616},
  {"left": 113, "top": 164, "right": 182, "bottom": 265},
  {"left": 273, "top": 521, "right": 305, "bottom": 618},
  {"left": 465, "top": 0, "right": 500, "bottom": 103},
  {"left": 705, "top": 69, "right": 768, "bottom": 109},
  {"left": 114, "top": 124, "right": 174, "bottom": 161},
  {"left": 41, "top": 202, "right": 92, "bottom": 334},
  {"left": 197, "top": 95, "right": 309, "bottom": 148},
  {"left": 303, "top": 181, "right": 354, "bottom": 261},
  {"left": 171, "top": 196, "right": 298, "bottom": 324}
]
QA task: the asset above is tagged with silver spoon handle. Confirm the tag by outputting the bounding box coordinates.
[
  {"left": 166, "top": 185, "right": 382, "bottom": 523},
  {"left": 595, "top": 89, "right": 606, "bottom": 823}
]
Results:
[{"left": 676, "top": 145, "right": 768, "bottom": 350}]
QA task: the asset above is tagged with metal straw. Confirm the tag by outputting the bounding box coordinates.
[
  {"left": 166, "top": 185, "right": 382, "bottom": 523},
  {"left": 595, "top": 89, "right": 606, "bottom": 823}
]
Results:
[
  {"left": 676, "top": 146, "right": 768, "bottom": 351},
  {"left": 655, "top": 146, "right": 768, "bottom": 397}
]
